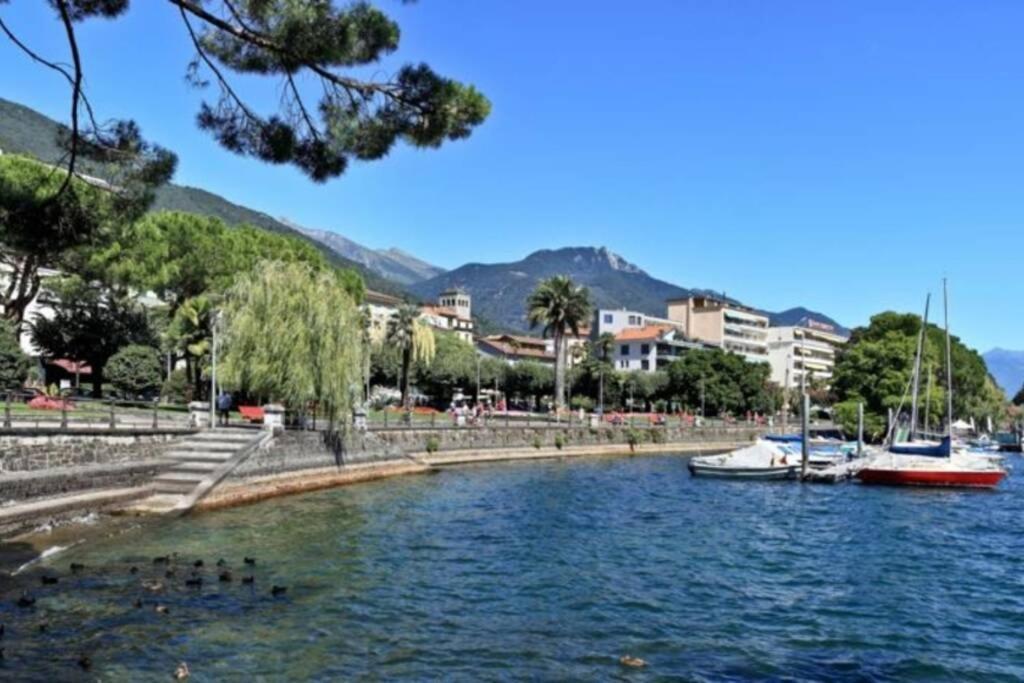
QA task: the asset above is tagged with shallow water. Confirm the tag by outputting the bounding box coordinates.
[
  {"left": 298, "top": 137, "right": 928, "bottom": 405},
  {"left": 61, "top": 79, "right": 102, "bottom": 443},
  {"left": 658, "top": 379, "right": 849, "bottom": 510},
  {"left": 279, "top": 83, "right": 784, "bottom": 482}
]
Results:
[{"left": 2, "top": 454, "right": 1024, "bottom": 681}]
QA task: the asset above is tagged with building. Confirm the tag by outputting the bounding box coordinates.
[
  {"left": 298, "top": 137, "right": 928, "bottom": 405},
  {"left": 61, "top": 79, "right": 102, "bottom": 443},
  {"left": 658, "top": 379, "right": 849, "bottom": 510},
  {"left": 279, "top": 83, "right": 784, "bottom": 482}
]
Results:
[
  {"left": 476, "top": 334, "right": 555, "bottom": 365},
  {"left": 666, "top": 295, "right": 770, "bottom": 364},
  {"left": 363, "top": 289, "right": 404, "bottom": 342},
  {"left": 767, "top": 318, "right": 848, "bottom": 389},
  {"left": 612, "top": 324, "right": 711, "bottom": 372},
  {"left": 592, "top": 308, "right": 683, "bottom": 340}
]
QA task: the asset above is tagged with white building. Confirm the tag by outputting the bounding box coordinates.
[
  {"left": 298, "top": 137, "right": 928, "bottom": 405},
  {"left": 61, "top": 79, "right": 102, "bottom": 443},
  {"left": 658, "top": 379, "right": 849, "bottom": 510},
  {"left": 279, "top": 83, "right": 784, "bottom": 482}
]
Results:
[
  {"left": 592, "top": 308, "right": 682, "bottom": 340},
  {"left": 612, "top": 324, "right": 711, "bottom": 372},
  {"left": 766, "top": 318, "right": 848, "bottom": 389},
  {"left": 421, "top": 288, "right": 474, "bottom": 343}
]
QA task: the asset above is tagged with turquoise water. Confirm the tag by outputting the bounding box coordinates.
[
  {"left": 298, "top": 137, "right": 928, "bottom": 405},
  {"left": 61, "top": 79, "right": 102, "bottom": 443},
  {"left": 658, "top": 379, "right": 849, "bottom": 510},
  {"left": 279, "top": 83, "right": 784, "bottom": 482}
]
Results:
[{"left": 2, "top": 454, "right": 1024, "bottom": 681}]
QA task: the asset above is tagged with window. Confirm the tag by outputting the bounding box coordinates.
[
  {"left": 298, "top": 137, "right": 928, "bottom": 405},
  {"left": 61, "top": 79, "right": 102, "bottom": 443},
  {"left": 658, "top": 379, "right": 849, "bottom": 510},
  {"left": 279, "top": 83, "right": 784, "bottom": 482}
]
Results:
[
  {"left": 628, "top": 315, "right": 640, "bottom": 325},
  {"left": 619, "top": 360, "right": 629, "bottom": 369},
  {"left": 641, "top": 360, "right": 650, "bottom": 371},
  {"left": 603, "top": 314, "right": 613, "bottom": 324},
  {"left": 640, "top": 344, "right": 650, "bottom": 355},
  {"left": 620, "top": 344, "right": 630, "bottom": 356}
]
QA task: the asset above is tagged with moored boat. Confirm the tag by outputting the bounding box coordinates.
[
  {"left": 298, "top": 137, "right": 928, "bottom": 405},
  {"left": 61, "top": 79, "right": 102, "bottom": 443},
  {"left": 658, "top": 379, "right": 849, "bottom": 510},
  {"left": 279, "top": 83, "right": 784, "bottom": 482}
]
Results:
[{"left": 688, "top": 441, "right": 800, "bottom": 479}]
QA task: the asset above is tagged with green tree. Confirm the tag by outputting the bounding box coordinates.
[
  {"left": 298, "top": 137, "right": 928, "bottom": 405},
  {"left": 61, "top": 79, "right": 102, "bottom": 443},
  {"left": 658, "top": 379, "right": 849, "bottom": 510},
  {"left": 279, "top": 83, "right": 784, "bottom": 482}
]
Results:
[
  {"left": 414, "top": 332, "right": 477, "bottom": 407},
  {"left": 505, "top": 361, "right": 554, "bottom": 410},
  {"left": 832, "top": 311, "right": 1004, "bottom": 435},
  {"left": 106, "top": 344, "right": 163, "bottom": 398},
  {"left": 664, "top": 348, "right": 772, "bottom": 416},
  {"left": 1014, "top": 384, "right": 1024, "bottom": 407},
  {"left": 29, "top": 276, "right": 156, "bottom": 397},
  {"left": 386, "top": 305, "right": 436, "bottom": 414},
  {"left": 527, "top": 276, "right": 591, "bottom": 412},
  {"left": 220, "top": 260, "right": 364, "bottom": 431},
  {"left": 0, "top": 318, "right": 31, "bottom": 391},
  {"left": 1, "top": 2, "right": 488, "bottom": 183}
]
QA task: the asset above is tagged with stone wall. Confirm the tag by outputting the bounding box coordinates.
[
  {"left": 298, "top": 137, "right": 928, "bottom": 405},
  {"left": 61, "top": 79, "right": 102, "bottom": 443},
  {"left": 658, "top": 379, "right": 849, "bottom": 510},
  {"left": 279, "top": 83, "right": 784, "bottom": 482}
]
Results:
[
  {"left": 0, "top": 431, "right": 186, "bottom": 473},
  {"left": 0, "top": 460, "right": 167, "bottom": 503},
  {"left": 230, "top": 424, "right": 760, "bottom": 481}
]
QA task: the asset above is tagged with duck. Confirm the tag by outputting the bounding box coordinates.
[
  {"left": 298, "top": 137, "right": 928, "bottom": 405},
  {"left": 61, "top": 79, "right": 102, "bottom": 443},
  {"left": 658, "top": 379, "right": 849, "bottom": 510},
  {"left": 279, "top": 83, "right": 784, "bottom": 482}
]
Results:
[
  {"left": 38, "top": 623, "right": 48, "bottom": 633},
  {"left": 241, "top": 576, "right": 255, "bottom": 585},
  {"left": 271, "top": 585, "right": 287, "bottom": 596},
  {"left": 129, "top": 566, "right": 139, "bottom": 575},
  {"left": 77, "top": 653, "right": 92, "bottom": 670},
  {"left": 153, "top": 555, "right": 170, "bottom": 564},
  {"left": 619, "top": 655, "right": 646, "bottom": 668},
  {"left": 185, "top": 576, "right": 203, "bottom": 588},
  {"left": 243, "top": 557, "right": 256, "bottom": 566},
  {"left": 165, "top": 568, "right": 176, "bottom": 578},
  {"left": 0, "top": 623, "right": 5, "bottom": 637},
  {"left": 70, "top": 563, "right": 85, "bottom": 573},
  {"left": 218, "top": 570, "right": 233, "bottom": 583},
  {"left": 16, "top": 593, "right": 35, "bottom": 608},
  {"left": 133, "top": 598, "right": 143, "bottom": 609},
  {"left": 216, "top": 559, "right": 227, "bottom": 568},
  {"left": 193, "top": 560, "right": 204, "bottom": 568},
  {"left": 174, "top": 662, "right": 190, "bottom": 680},
  {"left": 142, "top": 580, "right": 164, "bottom": 592},
  {"left": 155, "top": 605, "right": 170, "bottom": 615},
  {"left": 40, "top": 575, "right": 58, "bottom": 585}
]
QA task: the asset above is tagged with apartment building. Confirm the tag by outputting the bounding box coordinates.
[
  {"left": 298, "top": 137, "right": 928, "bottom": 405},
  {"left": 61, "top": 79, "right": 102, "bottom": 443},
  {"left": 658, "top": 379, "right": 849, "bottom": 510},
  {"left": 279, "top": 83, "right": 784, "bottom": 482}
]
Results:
[
  {"left": 612, "top": 324, "right": 711, "bottom": 372},
  {"left": 665, "top": 295, "right": 770, "bottom": 364},
  {"left": 766, "top": 318, "right": 848, "bottom": 389}
]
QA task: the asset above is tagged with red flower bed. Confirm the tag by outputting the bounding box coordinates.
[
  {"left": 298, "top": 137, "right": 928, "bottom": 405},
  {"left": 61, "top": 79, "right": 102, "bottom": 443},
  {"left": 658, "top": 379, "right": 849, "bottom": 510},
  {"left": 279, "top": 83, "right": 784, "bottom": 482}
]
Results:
[{"left": 27, "top": 396, "right": 75, "bottom": 411}]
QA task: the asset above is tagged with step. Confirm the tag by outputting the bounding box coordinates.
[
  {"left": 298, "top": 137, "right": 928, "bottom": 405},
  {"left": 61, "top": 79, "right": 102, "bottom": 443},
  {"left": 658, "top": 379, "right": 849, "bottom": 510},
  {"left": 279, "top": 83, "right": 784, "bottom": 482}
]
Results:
[
  {"left": 165, "top": 450, "right": 237, "bottom": 461},
  {"left": 173, "top": 442, "right": 243, "bottom": 453},
  {"left": 124, "top": 493, "right": 183, "bottom": 514},
  {"left": 169, "top": 461, "right": 221, "bottom": 474},
  {"left": 154, "top": 471, "right": 204, "bottom": 485},
  {"left": 191, "top": 430, "right": 260, "bottom": 441}
]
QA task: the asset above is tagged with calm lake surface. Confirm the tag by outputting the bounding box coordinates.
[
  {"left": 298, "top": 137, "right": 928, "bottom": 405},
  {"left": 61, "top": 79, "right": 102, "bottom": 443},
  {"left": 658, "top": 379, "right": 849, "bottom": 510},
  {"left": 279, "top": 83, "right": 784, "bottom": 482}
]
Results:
[{"left": 2, "top": 453, "right": 1024, "bottom": 681}]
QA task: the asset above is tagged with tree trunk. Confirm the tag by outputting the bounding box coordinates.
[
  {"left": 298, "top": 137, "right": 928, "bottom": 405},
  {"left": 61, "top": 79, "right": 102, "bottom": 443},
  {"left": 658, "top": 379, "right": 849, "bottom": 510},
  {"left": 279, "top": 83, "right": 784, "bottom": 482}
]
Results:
[
  {"left": 400, "top": 346, "right": 412, "bottom": 413},
  {"left": 554, "top": 331, "right": 566, "bottom": 411},
  {"left": 90, "top": 365, "right": 103, "bottom": 399}
]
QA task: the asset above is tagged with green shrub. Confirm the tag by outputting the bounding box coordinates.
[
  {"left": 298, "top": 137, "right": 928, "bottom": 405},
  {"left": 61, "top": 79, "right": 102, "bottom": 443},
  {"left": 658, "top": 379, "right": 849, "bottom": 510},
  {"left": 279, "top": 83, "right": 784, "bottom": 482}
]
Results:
[
  {"left": 626, "top": 428, "right": 645, "bottom": 451},
  {"left": 554, "top": 434, "right": 565, "bottom": 450},
  {"left": 160, "top": 368, "right": 193, "bottom": 404},
  {"left": 605, "top": 428, "right": 616, "bottom": 441},
  {"left": 425, "top": 435, "right": 440, "bottom": 453},
  {"left": 107, "top": 345, "right": 162, "bottom": 398},
  {"left": 570, "top": 395, "right": 595, "bottom": 411},
  {"left": 649, "top": 428, "right": 665, "bottom": 444},
  {"left": 532, "top": 435, "right": 542, "bottom": 449},
  {"left": 0, "top": 319, "right": 30, "bottom": 392}
]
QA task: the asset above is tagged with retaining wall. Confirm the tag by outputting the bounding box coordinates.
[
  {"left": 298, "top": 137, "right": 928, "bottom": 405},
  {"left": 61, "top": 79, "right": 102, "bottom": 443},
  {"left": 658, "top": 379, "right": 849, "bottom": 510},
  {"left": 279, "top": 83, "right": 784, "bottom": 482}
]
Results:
[{"left": 0, "top": 430, "right": 188, "bottom": 473}]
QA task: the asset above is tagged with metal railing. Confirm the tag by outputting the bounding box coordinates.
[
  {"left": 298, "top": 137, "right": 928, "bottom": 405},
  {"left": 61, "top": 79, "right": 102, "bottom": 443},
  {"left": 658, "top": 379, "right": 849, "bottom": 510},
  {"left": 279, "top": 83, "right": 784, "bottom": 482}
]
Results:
[{"left": 1, "top": 391, "right": 193, "bottom": 432}]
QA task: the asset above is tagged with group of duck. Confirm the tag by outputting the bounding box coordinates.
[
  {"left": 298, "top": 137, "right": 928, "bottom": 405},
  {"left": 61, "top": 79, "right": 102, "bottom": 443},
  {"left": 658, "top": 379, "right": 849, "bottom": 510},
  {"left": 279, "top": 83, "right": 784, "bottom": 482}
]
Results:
[{"left": 1, "top": 553, "right": 289, "bottom": 676}]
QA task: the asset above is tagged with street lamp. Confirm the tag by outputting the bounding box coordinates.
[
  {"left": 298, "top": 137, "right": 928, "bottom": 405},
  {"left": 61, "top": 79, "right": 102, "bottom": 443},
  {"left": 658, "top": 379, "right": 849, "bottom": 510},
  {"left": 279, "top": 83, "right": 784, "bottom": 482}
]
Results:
[{"left": 209, "top": 310, "right": 223, "bottom": 430}]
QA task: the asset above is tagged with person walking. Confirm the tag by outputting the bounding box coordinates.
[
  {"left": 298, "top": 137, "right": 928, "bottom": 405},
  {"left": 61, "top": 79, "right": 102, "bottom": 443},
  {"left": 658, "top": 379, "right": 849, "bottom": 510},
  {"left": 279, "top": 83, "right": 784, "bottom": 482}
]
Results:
[{"left": 216, "top": 391, "right": 232, "bottom": 426}]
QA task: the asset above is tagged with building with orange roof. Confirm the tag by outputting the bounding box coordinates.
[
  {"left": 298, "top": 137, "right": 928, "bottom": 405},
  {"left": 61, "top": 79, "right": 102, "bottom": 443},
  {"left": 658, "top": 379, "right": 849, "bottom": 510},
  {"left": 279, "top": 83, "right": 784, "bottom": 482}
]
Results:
[{"left": 612, "top": 324, "right": 711, "bottom": 372}]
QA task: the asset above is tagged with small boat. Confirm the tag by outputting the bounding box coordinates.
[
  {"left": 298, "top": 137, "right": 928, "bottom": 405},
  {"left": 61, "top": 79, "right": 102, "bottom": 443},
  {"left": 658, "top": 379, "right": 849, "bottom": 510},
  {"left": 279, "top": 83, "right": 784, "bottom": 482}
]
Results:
[{"left": 688, "top": 441, "right": 800, "bottom": 480}]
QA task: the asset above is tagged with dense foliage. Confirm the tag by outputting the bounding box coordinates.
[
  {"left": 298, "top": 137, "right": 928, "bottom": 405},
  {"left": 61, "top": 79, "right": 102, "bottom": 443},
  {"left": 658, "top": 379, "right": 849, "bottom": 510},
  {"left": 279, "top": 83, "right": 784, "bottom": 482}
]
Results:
[
  {"left": 106, "top": 344, "right": 163, "bottom": 398},
  {"left": 386, "top": 305, "right": 436, "bottom": 413},
  {"left": 0, "top": 318, "right": 31, "bottom": 391},
  {"left": 220, "top": 261, "right": 364, "bottom": 430},
  {"left": 663, "top": 348, "right": 775, "bottom": 416},
  {"left": 832, "top": 311, "right": 1005, "bottom": 438}
]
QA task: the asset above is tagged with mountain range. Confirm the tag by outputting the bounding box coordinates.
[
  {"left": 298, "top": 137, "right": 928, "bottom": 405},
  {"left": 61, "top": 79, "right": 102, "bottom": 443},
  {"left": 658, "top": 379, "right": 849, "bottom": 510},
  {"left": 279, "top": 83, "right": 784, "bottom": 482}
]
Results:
[
  {"left": 1, "top": 96, "right": 848, "bottom": 336},
  {"left": 983, "top": 349, "right": 1024, "bottom": 397}
]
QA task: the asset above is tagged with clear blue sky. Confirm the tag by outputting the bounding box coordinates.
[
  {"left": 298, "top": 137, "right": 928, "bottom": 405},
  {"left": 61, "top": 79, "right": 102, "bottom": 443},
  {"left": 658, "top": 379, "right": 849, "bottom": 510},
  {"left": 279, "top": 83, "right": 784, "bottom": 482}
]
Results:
[{"left": 0, "top": 1, "right": 1021, "bottom": 352}]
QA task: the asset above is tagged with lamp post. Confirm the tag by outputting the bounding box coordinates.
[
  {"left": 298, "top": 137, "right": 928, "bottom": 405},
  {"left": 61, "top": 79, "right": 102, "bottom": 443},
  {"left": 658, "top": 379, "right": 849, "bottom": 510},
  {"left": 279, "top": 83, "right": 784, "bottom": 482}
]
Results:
[{"left": 209, "top": 310, "right": 222, "bottom": 430}]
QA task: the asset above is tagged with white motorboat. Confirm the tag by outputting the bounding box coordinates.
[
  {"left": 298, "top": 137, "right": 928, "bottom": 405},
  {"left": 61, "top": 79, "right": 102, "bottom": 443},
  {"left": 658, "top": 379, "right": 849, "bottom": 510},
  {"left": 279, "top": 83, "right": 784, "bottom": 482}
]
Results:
[{"left": 688, "top": 440, "right": 800, "bottom": 480}]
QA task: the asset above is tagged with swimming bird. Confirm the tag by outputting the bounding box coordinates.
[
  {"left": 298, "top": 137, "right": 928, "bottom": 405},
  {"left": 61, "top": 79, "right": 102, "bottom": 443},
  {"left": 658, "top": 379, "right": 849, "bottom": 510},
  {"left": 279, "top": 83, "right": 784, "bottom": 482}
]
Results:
[
  {"left": 153, "top": 556, "right": 170, "bottom": 564},
  {"left": 16, "top": 593, "right": 35, "bottom": 608},
  {"left": 165, "top": 569, "right": 176, "bottom": 578},
  {"left": 218, "top": 570, "right": 232, "bottom": 582},
  {"left": 155, "top": 605, "right": 169, "bottom": 615},
  {"left": 70, "top": 563, "right": 85, "bottom": 573},
  {"left": 40, "top": 575, "right": 58, "bottom": 585},
  {"left": 174, "top": 662, "right": 190, "bottom": 679},
  {"left": 133, "top": 598, "right": 143, "bottom": 609},
  {"left": 77, "top": 653, "right": 92, "bottom": 670},
  {"left": 271, "top": 585, "right": 287, "bottom": 596},
  {"left": 241, "top": 576, "right": 255, "bottom": 585},
  {"left": 1, "top": 623, "right": 5, "bottom": 637},
  {"left": 142, "top": 580, "right": 164, "bottom": 592},
  {"left": 619, "top": 655, "right": 646, "bottom": 668},
  {"left": 185, "top": 576, "right": 203, "bottom": 588},
  {"left": 129, "top": 566, "right": 139, "bottom": 575},
  {"left": 38, "top": 623, "right": 48, "bottom": 633},
  {"left": 193, "top": 560, "right": 204, "bottom": 568},
  {"left": 243, "top": 557, "right": 256, "bottom": 566},
  {"left": 216, "top": 559, "right": 227, "bottom": 567}
]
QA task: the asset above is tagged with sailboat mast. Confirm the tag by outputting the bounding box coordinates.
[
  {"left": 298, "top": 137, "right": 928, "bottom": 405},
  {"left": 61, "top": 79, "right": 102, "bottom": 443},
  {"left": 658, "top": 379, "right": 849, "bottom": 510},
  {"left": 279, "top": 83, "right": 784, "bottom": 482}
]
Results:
[
  {"left": 944, "top": 279, "right": 953, "bottom": 442},
  {"left": 924, "top": 361, "right": 932, "bottom": 437},
  {"left": 909, "top": 294, "right": 931, "bottom": 441}
]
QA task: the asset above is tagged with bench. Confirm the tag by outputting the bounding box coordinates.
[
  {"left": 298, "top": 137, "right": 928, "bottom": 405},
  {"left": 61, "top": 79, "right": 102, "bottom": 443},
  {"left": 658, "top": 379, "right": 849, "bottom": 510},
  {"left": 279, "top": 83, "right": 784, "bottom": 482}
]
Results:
[{"left": 238, "top": 406, "right": 265, "bottom": 423}]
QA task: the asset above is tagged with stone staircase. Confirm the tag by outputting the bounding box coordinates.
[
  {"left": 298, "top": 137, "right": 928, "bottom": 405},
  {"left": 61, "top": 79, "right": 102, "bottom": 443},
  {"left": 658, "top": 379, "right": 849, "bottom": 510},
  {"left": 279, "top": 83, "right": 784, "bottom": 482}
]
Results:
[{"left": 131, "top": 428, "right": 269, "bottom": 515}]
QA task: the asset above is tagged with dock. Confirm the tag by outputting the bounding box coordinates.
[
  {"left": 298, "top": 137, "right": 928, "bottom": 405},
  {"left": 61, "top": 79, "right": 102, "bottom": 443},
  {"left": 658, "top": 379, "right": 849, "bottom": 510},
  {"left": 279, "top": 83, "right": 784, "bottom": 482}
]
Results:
[{"left": 802, "top": 459, "right": 865, "bottom": 484}]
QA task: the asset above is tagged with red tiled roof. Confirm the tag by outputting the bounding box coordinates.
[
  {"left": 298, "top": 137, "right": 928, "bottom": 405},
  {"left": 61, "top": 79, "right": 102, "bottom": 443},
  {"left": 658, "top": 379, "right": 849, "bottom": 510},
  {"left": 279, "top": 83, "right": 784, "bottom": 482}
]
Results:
[
  {"left": 477, "top": 338, "right": 555, "bottom": 362},
  {"left": 615, "top": 324, "right": 674, "bottom": 342},
  {"left": 49, "top": 359, "right": 92, "bottom": 375}
]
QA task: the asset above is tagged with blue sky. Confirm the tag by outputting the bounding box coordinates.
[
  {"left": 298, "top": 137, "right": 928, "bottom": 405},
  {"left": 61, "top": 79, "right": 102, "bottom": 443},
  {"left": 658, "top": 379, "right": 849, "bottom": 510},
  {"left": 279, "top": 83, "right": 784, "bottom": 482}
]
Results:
[{"left": 0, "top": 1, "right": 1021, "bottom": 353}]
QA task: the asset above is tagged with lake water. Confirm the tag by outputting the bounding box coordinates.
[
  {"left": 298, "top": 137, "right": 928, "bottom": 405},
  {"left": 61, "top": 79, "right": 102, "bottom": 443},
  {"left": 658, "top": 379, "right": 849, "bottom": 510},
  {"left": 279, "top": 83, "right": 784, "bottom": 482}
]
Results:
[{"left": 2, "top": 454, "right": 1024, "bottom": 681}]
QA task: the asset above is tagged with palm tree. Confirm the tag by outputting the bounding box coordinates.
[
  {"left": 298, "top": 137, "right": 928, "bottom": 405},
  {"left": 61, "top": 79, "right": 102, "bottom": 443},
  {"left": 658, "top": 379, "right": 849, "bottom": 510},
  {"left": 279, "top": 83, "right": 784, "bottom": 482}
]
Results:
[
  {"left": 527, "top": 276, "right": 591, "bottom": 412},
  {"left": 386, "top": 305, "right": 436, "bottom": 416},
  {"left": 594, "top": 332, "right": 616, "bottom": 364}
]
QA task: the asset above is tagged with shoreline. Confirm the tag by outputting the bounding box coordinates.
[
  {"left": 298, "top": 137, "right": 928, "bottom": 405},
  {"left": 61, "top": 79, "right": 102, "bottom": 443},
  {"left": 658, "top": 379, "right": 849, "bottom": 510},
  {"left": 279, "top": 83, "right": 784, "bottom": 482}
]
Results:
[{"left": 0, "top": 439, "right": 742, "bottom": 572}]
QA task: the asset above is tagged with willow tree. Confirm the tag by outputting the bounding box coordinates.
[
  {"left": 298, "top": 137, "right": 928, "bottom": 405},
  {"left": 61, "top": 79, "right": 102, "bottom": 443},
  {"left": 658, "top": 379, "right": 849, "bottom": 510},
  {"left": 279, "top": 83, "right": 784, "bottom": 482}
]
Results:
[
  {"left": 0, "top": 1, "right": 489, "bottom": 186},
  {"left": 527, "top": 276, "right": 591, "bottom": 412},
  {"left": 386, "top": 304, "right": 435, "bottom": 415},
  {"left": 220, "top": 260, "right": 364, "bottom": 431}
]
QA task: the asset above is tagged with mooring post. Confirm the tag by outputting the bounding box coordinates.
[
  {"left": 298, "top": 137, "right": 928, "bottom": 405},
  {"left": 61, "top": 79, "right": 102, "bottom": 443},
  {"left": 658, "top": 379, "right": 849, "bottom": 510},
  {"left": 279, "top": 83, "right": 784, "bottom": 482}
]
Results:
[
  {"left": 857, "top": 402, "right": 864, "bottom": 459},
  {"left": 3, "top": 392, "right": 10, "bottom": 429},
  {"left": 109, "top": 399, "right": 116, "bottom": 429},
  {"left": 801, "top": 393, "right": 810, "bottom": 478},
  {"left": 61, "top": 399, "right": 68, "bottom": 430},
  {"left": 384, "top": 409, "right": 388, "bottom": 430},
  {"left": 152, "top": 399, "right": 159, "bottom": 429}
]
